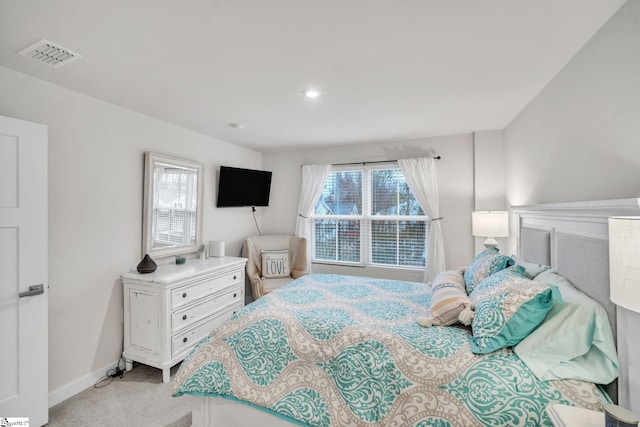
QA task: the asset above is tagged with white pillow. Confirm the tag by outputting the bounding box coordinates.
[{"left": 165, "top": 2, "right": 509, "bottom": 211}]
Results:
[
  {"left": 261, "top": 249, "right": 290, "bottom": 278},
  {"left": 514, "top": 269, "right": 619, "bottom": 384},
  {"left": 510, "top": 254, "right": 551, "bottom": 279}
]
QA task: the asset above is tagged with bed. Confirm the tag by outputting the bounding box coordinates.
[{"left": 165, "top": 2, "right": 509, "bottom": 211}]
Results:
[{"left": 172, "top": 199, "right": 639, "bottom": 427}]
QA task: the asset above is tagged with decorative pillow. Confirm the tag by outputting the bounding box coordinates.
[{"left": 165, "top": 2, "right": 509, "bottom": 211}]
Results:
[
  {"left": 469, "top": 268, "right": 559, "bottom": 354},
  {"left": 417, "top": 269, "right": 474, "bottom": 327},
  {"left": 469, "top": 264, "right": 526, "bottom": 296},
  {"left": 514, "top": 269, "right": 619, "bottom": 384},
  {"left": 261, "top": 249, "right": 290, "bottom": 278},
  {"left": 463, "top": 248, "right": 515, "bottom": 294},
  {"left": 510, "top": 255, "right": 551, "bottom": 279}
]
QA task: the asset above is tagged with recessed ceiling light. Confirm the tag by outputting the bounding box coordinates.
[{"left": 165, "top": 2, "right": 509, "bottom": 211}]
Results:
[{"left": 304, "top": 89, "right": 320, "bottom": 98}]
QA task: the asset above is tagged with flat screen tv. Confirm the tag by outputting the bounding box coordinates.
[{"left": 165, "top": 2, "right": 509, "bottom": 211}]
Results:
[{"left": 216, "top": 166, "right": 272, "bottom": 207}]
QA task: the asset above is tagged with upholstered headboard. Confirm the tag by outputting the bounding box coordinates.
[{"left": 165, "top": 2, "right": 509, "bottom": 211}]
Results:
[
  {"left": 513, "top": 198, "right": 640, "bottom": 339},
  {"left": 513, "top": 198, "right": 640, "bottom": 402},
  {"left": 518, "top": 223, "right": 614, "bottom": 336},
  {"left": 519, "top": 226, "right": 551, "bottom": 267}
]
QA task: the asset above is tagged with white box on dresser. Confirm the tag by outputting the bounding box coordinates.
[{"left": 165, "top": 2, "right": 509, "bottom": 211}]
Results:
[{"left": 122, "top": 256, "right": 247, "bottom": 383}]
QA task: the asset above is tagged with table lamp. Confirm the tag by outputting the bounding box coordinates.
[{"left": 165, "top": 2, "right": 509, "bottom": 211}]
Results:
[
  {"left": 472, "top": 211, "right": 509, "bottom": 249},
  {"left": 609, "top": 216, "right": 640, "bottom": 312},
  {"left": 609, "top": 216, "right": 640, "bottom": 415}
]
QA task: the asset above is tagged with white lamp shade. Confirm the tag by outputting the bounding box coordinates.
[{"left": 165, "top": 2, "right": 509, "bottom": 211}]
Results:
[
  {"left": 609, "top": 216, "right": 640, "bottom": 313},
  {"left": 472, "top": 211, "right": 509, "bottom": 238}
]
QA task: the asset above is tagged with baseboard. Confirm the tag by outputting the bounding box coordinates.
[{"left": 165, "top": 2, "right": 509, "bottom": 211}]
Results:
[{"left": 48, "top": 359, "right": 120, "bottom": 408}]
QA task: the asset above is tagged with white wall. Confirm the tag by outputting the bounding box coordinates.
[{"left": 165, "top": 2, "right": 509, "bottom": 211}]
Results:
[
  {"left": 504, "top": 2, "right": 640, "bottom": 209},
  {"left": 0, "top": 65, "right": 263, "bottom": 398},
  {"left": 8, "top": 0, "right": 636, "bottom": 403},
  {"left": 262, "top": 133, "right": 475, "bottom": 282},
  {"left": 473, "top": 130, "right": 506, "bottom": 254},
  {"left": 504, "top": 1, "right": 640, "bottom": 412}
]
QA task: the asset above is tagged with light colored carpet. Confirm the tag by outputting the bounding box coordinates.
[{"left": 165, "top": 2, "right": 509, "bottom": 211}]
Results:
[{"left": 47, "top": 364, "right": 198, "bottom": 427}]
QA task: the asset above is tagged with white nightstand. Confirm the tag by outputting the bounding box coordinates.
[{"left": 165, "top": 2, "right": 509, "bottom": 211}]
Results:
[{"left": 546, "top": 404, "right": 604, "bottom": 427}]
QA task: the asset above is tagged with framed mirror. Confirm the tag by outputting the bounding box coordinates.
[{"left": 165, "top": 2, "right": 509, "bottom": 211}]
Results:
[{"left": 142, "top": 152, "right": 204, "bottom": 259}]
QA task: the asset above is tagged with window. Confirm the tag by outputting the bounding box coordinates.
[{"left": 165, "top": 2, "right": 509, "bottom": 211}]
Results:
[
  {"left": 151, "top": 166, "right": 198, "bottom": 246},
  {"left": 312, "top": 166, "right": 429, "bottom": 268}
]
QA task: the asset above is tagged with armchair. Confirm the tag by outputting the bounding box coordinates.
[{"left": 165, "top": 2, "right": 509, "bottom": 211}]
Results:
[{"left": 243, "top": 235, "right": 308, "bottom": 299}]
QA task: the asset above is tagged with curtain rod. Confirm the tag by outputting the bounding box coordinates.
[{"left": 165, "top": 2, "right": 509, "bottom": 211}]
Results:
[
  {"left": 302, "top": 156, "right": 441, "bottom": 168},
  {"left": 333, "top": 157, "right": 441, "bottom": 167}
]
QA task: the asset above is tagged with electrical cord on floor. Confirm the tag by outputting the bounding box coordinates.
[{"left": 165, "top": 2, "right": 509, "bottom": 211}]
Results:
[{"left": 94, "top": 356, "right": 128, "bottom": 388}]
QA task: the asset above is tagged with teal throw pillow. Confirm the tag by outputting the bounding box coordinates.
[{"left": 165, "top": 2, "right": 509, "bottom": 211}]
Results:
[
  {"left": 463, "top": 248, "right": 515, "bottom": 294},
  {"left": 470, "top": 265, "right": 526, "bottom": 296},
  {"left": 469, "top": 268, "right": 559, "bottom": 354}
]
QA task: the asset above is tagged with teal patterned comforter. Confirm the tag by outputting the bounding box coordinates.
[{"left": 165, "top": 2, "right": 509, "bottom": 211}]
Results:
[{"left": 172, "top": 274, "right": 607, "bottom": 426}]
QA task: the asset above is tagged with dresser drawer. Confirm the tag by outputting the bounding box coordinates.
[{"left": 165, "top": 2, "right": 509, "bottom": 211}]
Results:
[
  {"left": 172, "top": 303, "right": 242, "bottom": 358},
  {"left": 171, "top": 284, "right": 243, "bottom": 332},
  {"left": 171, "top": 268, "right": 243, "bottom": 309}
]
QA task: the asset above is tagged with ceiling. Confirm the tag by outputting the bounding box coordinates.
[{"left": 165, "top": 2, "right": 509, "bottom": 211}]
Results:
[{"left": 0, "top": 1, "right": 625, "bottom": 152}]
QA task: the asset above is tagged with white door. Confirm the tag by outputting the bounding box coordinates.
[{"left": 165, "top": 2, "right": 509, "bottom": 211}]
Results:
[{"left": 0, "top": 115, "right": 48, "bottom": 426}]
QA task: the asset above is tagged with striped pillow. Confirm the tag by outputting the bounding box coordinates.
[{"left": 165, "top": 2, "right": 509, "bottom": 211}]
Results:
[{"left": 417, "top": 269, "right": 474, "bottom": 327}]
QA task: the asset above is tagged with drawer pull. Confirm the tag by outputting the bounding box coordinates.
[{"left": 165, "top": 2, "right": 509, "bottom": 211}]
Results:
[
  {"left": 182, "top": 314, "right": 187, "bottom": 320},
  {"left": 182, "top": 292, "right": 187, "bottom": 298},
  {"left": 183, "top": 337, "right": 188, "bottom": 343},
  {"left": 233, "top": 275, "right": 237, "bottom": 280},
  {"left": 233, "top": 293, "right": 237, "bottom": 298}
]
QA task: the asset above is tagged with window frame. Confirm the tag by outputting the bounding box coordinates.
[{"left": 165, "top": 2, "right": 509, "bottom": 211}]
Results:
[{"left": 310, "top": 163, "right": 429, "bottom": 270}]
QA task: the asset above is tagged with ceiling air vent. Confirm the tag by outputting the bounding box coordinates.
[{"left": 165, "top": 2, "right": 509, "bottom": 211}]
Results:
[{"left": 18, "top": 39, "right": 82, "bottom": 68}]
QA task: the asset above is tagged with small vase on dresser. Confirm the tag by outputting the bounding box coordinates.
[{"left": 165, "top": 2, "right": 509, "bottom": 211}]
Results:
[{"left": 121, "top": 256, "right": 247, "bottom": 383}]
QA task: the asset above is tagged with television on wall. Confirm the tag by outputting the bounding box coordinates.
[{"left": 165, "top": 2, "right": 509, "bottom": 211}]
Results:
[{"left": 216, "top": 166, "right": 272, "bottom": 207}]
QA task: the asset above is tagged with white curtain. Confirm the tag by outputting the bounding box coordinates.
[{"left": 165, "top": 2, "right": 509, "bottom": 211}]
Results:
[
  {"left": 295, "top": 164, "right": 331, "bottom": 272},
  {"left": 398, "top": 157, "right": 445, "bottom": 283}
]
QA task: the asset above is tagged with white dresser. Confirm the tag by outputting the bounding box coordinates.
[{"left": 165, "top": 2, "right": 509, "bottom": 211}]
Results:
[{"left": 122, "top": 256, "right": 247, "bottom": 382}]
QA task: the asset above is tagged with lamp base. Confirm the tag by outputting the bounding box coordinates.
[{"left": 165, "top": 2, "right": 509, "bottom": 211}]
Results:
[{"left": 483, "top": 237, "right": 499, "bottom": 249}]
